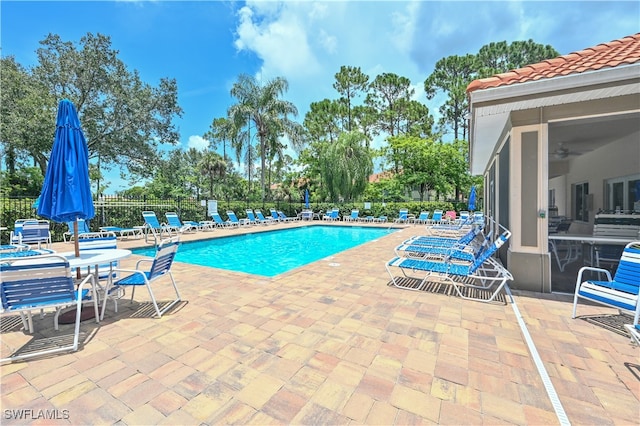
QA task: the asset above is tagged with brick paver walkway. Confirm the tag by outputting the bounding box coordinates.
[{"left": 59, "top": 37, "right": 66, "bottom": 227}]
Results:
[{"left": 1, "top": 222, "right": 638, "bottom": 424}]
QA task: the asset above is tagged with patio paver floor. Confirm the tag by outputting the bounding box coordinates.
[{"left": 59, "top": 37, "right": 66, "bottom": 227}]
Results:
[{"left": 1, "top": 221, "right": 638, "bottom": 424}]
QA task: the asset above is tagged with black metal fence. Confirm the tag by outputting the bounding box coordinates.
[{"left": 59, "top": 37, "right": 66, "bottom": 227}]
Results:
[
  {"left": 1, "top": 194, "right": 464, "bottom": 243},
  {"left": 1, "top": 195, "right": 304, "bottom": 243}
]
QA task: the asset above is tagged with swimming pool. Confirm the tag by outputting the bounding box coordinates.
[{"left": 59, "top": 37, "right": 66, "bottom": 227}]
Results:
[{"left": 132, "top": 225, "right": 396, "bottom": 277}]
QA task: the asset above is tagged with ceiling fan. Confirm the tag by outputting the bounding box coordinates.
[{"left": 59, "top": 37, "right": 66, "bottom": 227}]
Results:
[{"left": 552, "top": 143, "right": 582, "bottom": 159}]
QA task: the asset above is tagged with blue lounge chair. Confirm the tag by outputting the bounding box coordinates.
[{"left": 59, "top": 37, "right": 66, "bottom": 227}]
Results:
[
  {"left": 99, "top": 226, "right": 144, "bottom": 239},
  {"left": 343, "top": 209, "right": 359, "bottom": 222},
  {"left": 101, "top": 237, "right": 181, "bottom": 319},
  {"left": 393, "top": 209, "right": 409, "bottom": 224},
  {"left": 209, "top": 212, "right": 238, "bottom": 228},
  {"left": 425, "top": 209, "right": 444, "bottom": 225},
  {"left": 255, "top": 209, "right": 275, "bottom": 225},
  {"left": 410, "top": 211, "right": 430, "bottom": 224},
  {"left": 403, "top": 226, "right": 482, "bottom": 248},
  {"left": 270, "top": 208, "right": 281, "bottom": 222},
  {"left": 395, "top": 232, "right": 490, "bottom": 263},
  {"left": 426, "top": 214, "right": 476, "bottom": 238},
  {"left": 458, "top": 211, "right": 470, "bottom": 224},
  {"left": 246, "top": 209, "right": 270, "bottom": 225},
  {"left": 245, "top": 209, "right": 259, "bottom": 225},
  {"left": 277, "top": 211, "right": 297, "bottom": 222},
  {"left": 63, "top": 218, "right": 92, "bottom": 242},
  {"left": 142, "top": 211, "right": 174, "bottom": 243},
  {"left": 0, "top": 244, "right": 29, "bottom": 253},
  {"left": 0, "top": 254, "right": 97, "bottom": 363},
  {"left": 227, "top": 210, "right": 249, "bottom": 226},
  {"left": 165, "top": 212, "right": 199, "bottom": 233},
  {"left": 386, "top": 229, "right": 512, "bottom": 303},
  {"left": 322, "top": 209, "right": 339, "bottom": 221}
]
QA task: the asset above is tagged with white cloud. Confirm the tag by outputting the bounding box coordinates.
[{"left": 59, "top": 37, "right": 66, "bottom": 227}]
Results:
[
  {"left": 233, "top": 1, "right": 429, "bottom": 121},
  {"left": 389, "top": 0, "right": 420, "bottom": 54},
  {"left": 234, "top": 4, "right": 321, "bottom": 79},
  {"left": 230, "top": 0, "right": 640, "bottom": 146},
  {"left": 318, "top": 29, "right": 337, "bottom": 55},
  {"left": 187, "top": 135, "right": 209, "bottom": 151}
]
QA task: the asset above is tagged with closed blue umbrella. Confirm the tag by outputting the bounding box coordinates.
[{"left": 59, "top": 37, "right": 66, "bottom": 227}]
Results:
[
  {"left": 304, "top": 189, "right": 310, "bottom": 209},
  {"left": 38, "top": 99, "right": 95, "bottom": 257},
  {"left": 468, "top": 185, "right": 477, "bottom": 212}
]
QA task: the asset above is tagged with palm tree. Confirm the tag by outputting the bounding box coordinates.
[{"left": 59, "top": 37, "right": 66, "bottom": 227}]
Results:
[
  {"left": 228, "top": 74, "right": 304, "bottom": 202},
  {"left": 205, "top": 116, "right": 236, "bottom": 165},
  {"left": 199, "top": 151, "right": 226, "bottom": 198}
]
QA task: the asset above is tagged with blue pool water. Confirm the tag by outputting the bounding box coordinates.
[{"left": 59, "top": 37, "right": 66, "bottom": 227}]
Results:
[{"left": 132, "top": 225, "right": 395, "bottom": 277}]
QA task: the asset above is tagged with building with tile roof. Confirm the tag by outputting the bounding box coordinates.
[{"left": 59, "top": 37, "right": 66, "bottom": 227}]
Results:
[{"left": 466, "top": 33, "right": 640, "bottom": 293}]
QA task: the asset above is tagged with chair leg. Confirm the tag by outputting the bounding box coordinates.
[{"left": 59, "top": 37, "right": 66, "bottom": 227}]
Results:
[
  {"left": 145, "top": 284, "right": 163, "bottom": 318},
  {"left": 145, "top": 272, "right": 181, "bottom": 318},
  {"left": 623, "top": 324, "right": 640, "bottom": 346},
  {"left": 54, "top": 308, "right": 61, "bottom": 330},
  {"left": 100, "top": 285, "right": 121, "bottom": 320},
  {"left": 19, "top": 312, "right": 31, "bottom": 333}
]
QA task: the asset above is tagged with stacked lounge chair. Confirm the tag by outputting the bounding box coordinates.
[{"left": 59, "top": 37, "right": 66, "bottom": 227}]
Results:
[{"left": 386, "top": 221, "right": 513, "bottom": 303}]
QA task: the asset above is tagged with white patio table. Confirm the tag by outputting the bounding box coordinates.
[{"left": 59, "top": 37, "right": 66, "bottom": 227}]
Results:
[
  {"left": 59, "top": 248, "right": 132, "bottom": 270},
  {"left": 548, "top": 234, "right": 633, "bottom": 271},
  {"left": 57, "top": 249, "right": 132, "bottom": 323}
]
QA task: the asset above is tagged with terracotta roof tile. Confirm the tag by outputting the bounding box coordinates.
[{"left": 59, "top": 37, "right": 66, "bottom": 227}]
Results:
[{"left": 467, "top": 33, "right": 640, "bottom": 93}]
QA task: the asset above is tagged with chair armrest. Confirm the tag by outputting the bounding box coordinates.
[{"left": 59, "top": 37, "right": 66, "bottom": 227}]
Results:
[
  {"left": 76, "top": 272, "right": 97, "bottom": 299},
  {"left": 77, "top": 272, "right": 96, "bottom": 287},
  {"left": 110, "top": 268, "right": 149, "bottom": 280},
  {"left": 135, "top": 258, "right": 154, "bottom": 269},
  {"left": 575, "top": 266, "right": 612, "bottom": 287}
]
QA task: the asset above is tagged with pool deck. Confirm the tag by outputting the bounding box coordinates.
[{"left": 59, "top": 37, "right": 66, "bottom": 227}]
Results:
[{"left": 1, "top": 221, "right": 639, "bottom": 425}]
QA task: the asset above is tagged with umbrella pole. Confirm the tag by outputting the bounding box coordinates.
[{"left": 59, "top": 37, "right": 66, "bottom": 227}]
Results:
[{"left": 74, "top": 220, "right": 81, "bottom": 279}]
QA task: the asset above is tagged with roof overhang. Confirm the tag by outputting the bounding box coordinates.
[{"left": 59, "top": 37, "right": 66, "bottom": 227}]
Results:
[{"left": 468, "top": 64, "right": 640, "bottom": 175}]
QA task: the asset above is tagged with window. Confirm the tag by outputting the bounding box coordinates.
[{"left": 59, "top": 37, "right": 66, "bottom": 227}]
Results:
[
  {"left": 630, "top": 179, "right": 640, "bottom": 212},
  {"left": 548, "top": 189, "right": 556, "bottom": 207},
  {"left": 605, "top": 174, "right": 640, "bottom": 213},
  {"left": 575, "top": 182, "right": 589, "bottom": 222}
]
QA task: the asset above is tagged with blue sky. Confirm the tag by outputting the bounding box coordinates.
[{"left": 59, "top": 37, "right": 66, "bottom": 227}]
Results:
[{"left": 2, "top": 0, "right": 639, "bottom": 192}]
